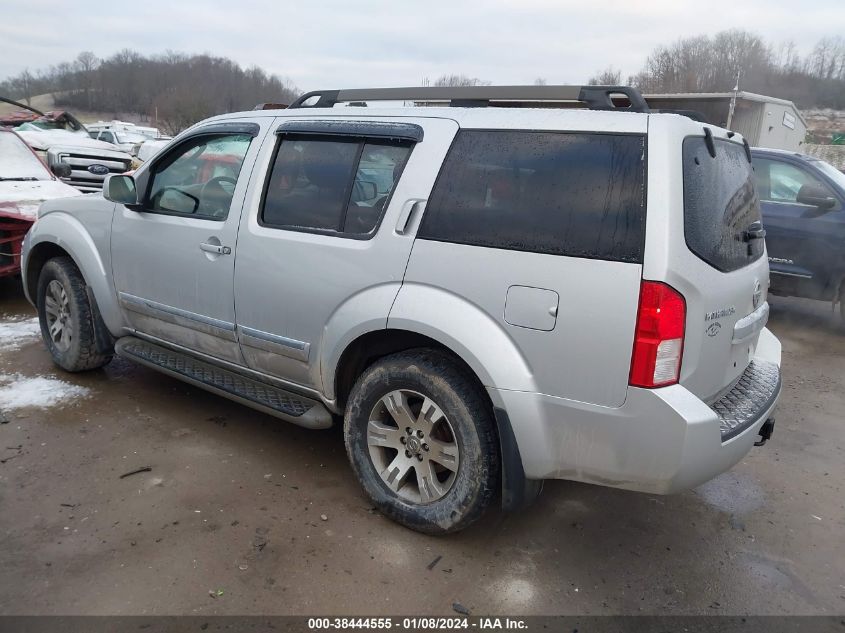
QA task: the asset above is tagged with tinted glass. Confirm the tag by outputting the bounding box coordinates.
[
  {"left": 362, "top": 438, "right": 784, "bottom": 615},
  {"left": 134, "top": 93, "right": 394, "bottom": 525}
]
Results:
[
  {"left": 262, "top": 138, "right": 359, "bottom": 231},
  {"left": 418, "top": 131, "right": 646, "bottom": 262},
  {"left": 752, "top": 157, "right": 833, "bottom": 203},
  {"left": 683, "top": 137, "right": 763, "bottom": 272},
  {"left": 262, "top": 137, "right": 411, "bottom": 235},
  {"left": 147, "top": 133, "right": 252, "bottom": 219},
  {"left": 345, "top": 143, "right": 411, "bottom": 234}
]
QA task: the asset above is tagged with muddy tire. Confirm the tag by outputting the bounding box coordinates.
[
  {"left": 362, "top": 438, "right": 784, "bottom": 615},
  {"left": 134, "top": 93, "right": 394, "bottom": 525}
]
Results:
[
  {"left": 36, "top": 256, "right": 112, "bottom": 372},
  {"left": 344, "top": 349, "right": 499, "bottom": 535}
]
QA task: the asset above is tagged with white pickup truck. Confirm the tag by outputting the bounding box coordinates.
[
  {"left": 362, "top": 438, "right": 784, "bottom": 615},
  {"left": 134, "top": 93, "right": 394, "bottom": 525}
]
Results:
[{"left": 1, "top": 98, "right": 133, "bottom": 193}]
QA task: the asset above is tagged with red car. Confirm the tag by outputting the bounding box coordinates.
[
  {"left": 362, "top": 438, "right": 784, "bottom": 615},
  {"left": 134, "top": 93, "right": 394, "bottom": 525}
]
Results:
[{"left": 0, "top": 128, "right": 80, "bottom": 278}]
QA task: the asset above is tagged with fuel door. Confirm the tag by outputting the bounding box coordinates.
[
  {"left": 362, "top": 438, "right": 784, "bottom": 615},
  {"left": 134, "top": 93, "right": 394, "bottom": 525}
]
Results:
[{"left": 504, "top": 285, "right": 559, "bottom": 331}]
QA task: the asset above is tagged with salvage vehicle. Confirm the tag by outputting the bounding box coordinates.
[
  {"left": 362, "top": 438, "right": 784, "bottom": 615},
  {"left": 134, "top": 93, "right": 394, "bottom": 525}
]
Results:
[
  {"left": 88, "top": 128, "right": 148, "bottom": 155},
  {"left": 135, "top": 139, "right": 170, "bottom": 163},
  {"left": 21, "top": 85, "right": 782, "bottom": 534},
  {"left": 0, "top": 129, "right": 80, "bottom": 278},
  {"left": 751, "top": 148, "right": 845, "bottom": 320},
  {"left": 1, "top": 97, "right": 133, "bottom": 193},
  {"left": 87, "top": 120, "right": 166, "bottom": 141}
]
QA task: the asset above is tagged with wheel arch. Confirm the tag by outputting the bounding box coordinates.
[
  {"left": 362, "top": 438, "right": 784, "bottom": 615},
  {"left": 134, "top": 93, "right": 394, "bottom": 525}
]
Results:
[
  {"left": 331, "top": 325, "right": 541, "bottom": 512},
  {"left": 24, "top": 213, "right": 124, "bottom": 336}
]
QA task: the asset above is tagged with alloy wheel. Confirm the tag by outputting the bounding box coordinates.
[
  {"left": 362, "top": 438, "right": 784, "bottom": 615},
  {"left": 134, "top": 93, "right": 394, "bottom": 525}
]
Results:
[
  {"left": 44, "top": 279, "right": 73, "bottom": 352},
  {"left": 367, "top": 389, "right": 460, "bottom": 504}
]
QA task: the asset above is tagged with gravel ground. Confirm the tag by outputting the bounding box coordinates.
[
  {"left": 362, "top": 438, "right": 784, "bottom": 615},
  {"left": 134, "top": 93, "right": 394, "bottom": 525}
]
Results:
[{"left": 0, "top": 277, "right": 842, "bottom": 616}]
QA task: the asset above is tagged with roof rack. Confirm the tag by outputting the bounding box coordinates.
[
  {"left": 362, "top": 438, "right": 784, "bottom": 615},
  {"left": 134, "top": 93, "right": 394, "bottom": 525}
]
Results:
[{"left": 286, "top": 85, "right": 650, "bottom": 113}]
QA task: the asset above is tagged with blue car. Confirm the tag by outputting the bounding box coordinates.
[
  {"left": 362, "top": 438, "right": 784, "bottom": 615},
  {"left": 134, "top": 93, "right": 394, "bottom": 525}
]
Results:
[{"left": 751, "top": 148, "right": 845, "bottom": 320}]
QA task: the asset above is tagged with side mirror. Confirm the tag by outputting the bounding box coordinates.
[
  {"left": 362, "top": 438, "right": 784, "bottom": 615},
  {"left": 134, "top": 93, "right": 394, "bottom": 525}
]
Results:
[
  {"left": 796, "top": 185, "right": 837, "bottom": 211},
  {"left": 103, "top": 174, "right": 139, "bottom": 206},
  {"left": 51, "top": 162, "right": 72, "bottom": 179}
]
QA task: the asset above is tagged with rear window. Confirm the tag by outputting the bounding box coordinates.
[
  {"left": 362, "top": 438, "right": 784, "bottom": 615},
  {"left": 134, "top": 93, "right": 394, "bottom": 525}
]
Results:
[
  {"left": 418, "top": 131, "right": 646, "bottom": 262},
  {"left": 683, "top": 137, "right": 763, "bottom": 272}
]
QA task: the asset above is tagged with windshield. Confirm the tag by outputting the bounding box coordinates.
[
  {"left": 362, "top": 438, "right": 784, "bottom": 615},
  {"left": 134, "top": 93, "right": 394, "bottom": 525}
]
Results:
[
  {"left": 811, "top": 158, "right": 845, "bottom": 191},
  {"left": 114, "top": 131, "right": 147, "bottom": 144},
  {"left": 0, "top": 132, "right": 52, "bottom": 180}
]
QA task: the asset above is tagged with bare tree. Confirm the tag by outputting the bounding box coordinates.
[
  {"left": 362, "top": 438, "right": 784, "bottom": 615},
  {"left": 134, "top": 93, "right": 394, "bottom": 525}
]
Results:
[
  {"left": 8, "top": 69, "right": 34, "bottom": 105},
  {"left": 624, "top": 29, "right": 845, "bottom": 109},
  {"left": 533, "top": 77, "right": 547, "bottom": 86},
  {"left": 433, "top": 74, "right": 490, "bottom": 87},
  {"left": 587, "top": 67, "right": 621, "bottom": 86},
  {"left": 75, "top": 51, "right": 99, "bottom": 109}
]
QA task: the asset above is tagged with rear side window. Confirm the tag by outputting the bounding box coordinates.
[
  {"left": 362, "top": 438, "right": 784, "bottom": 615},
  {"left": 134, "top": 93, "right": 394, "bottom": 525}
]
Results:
[
  {"left": 418, "top": 131, "right": 646, "bottom": 262},
  {"left": 683, "top": 137, "right": 763, "bottom": 272},
  {"left": 261, "top": 136, "right": 412, "bottom": 236}
]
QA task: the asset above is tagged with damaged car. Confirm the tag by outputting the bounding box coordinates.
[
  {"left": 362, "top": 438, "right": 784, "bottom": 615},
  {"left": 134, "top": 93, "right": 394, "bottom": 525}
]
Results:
[
  {"left": 0, "top": 128, "right": 81, "bottom": 278},
  {"left": 1, "top": 97, "right": 133, "bottom": 193}
]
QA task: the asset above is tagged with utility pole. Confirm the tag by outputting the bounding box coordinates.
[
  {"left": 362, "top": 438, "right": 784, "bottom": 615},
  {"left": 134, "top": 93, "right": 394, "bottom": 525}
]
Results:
[{"left": 726, "top": 69, "right": 741, "bottom": 129}]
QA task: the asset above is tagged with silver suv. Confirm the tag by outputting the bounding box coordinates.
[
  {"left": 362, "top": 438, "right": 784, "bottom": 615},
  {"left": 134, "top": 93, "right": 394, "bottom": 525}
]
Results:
[{"left": 21, "top": 85, "right": 782, "bottom": 534}]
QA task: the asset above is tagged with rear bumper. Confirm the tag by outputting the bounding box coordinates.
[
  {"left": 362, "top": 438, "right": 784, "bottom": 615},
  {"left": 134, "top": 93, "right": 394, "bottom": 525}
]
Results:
[{"left": 490, "top": 327, "right": 782, "bottom": 494}]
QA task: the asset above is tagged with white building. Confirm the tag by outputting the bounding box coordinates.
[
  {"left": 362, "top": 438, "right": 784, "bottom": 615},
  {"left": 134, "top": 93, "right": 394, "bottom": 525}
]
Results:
[{"left": 644, "top": 92, "right": 807, "bottom": 151}]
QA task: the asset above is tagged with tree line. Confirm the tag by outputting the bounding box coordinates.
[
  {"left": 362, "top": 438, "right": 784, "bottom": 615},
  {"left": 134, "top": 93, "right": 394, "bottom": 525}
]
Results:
[
  {"left": 588, "top": 30, "right": 845, "bottom": 109},
  {"left": 2, "top": 31, "right": 844, "bottom": 135},
  {"left": 0, "top": 50, "right": 299, "bottom": 134}
]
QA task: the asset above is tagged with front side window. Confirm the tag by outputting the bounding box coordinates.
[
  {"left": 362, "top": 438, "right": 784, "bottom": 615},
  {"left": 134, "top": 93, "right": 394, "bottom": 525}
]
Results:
[
  {"left": 752, "top": 157, "right": 834, "bottom": 204},
  {"left": 417, "top": 130, "right": 646, "bottom": 262},
  {"left": 147, "top": 133, "right": 252, "bottom": 219},
  {"left": 261, "top": 136, "right": 412, "bottom": 236}
]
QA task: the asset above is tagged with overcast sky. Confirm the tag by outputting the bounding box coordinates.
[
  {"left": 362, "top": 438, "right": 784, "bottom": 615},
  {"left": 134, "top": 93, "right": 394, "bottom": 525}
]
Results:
[{"left": 2, "top": 0, "right": 843, "bottom": 91}]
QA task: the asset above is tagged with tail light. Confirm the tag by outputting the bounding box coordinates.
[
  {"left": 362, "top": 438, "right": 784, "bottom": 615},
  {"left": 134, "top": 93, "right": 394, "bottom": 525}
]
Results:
[{"left": 629, "top": 281, "right": 686, "bottom": 388}]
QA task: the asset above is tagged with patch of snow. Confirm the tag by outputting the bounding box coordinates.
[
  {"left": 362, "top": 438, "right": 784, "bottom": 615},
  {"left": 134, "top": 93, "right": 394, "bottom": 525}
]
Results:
[
  {"left": 0, "top": 373, "right": 90, "bottom": 410},
  {"left": 0, "top": 316, "right": 41, "bottom": 350}
]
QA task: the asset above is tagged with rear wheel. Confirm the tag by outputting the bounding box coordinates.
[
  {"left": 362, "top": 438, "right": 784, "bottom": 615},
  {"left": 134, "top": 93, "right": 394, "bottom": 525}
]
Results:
[
  {"left": 37, "top": 257, "right": 112, "bottom": 372},
  {"left": 344, "top": 349, "right": 499, "bottom": 534}
]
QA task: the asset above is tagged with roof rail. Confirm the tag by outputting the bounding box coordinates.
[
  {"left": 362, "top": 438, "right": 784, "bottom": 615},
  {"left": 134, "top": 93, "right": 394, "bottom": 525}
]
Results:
[{"left": 286, "top": 85, "right": 650, "bottom": 113}]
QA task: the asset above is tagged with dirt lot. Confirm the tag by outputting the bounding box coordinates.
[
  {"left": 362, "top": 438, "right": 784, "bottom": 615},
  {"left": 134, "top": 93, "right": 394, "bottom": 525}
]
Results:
[{"left": 0, "top": 277, "right": 842, "bottom": 616}]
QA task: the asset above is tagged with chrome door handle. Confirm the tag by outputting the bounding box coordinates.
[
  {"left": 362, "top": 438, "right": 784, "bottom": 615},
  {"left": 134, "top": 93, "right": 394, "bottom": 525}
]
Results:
[{"left": 200, "top": 242, "right": 231, "bottom": 255}]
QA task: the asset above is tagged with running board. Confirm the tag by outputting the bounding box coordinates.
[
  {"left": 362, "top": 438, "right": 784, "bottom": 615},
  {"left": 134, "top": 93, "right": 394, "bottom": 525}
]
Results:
[{"left": 115, "top": 337, "right": 333, "bottom": 429}]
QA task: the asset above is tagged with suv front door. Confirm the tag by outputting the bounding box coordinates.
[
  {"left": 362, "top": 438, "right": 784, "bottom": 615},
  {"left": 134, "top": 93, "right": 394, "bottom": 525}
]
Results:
[
  {"left": 111, "top": 120, "right": 269, "bottom": 363},
  {"left": 753, "top": 154, "right": 845, "bottom": 298}
]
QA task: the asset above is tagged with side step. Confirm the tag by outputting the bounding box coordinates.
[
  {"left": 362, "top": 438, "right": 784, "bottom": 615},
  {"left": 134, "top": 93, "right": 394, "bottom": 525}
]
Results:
[{"left": 115, "top": 337, "right": 333, "bottom": 429}]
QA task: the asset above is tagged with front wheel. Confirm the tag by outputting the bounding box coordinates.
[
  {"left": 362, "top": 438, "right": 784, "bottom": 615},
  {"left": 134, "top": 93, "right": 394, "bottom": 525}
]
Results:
[
  {"left": 344, "top": 349, "right": 499, "bottom": 534},
  {"left": 37, "top": 257, "right": 112, "bottom": 372}
]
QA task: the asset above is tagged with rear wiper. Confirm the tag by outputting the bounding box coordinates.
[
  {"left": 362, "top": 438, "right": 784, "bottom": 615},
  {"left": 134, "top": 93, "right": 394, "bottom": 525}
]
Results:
[
  {"left": 742, "top": 221, "right": 766, "bottom": 241},
  {"left": 0, "top": 177, "right": 39, "bottom": 181},
  {"left": 743, "top": 221, "right": 766, "bottom": 255}
]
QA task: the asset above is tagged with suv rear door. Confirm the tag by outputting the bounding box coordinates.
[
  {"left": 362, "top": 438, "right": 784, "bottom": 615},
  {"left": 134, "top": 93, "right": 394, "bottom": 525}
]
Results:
[{"left": 232, "top": 116, "right": 459, "bottom": 393}]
